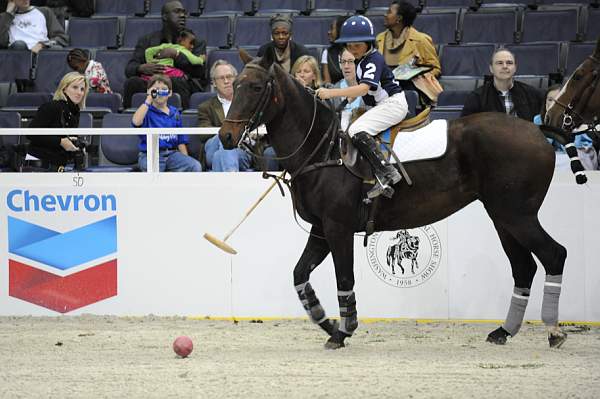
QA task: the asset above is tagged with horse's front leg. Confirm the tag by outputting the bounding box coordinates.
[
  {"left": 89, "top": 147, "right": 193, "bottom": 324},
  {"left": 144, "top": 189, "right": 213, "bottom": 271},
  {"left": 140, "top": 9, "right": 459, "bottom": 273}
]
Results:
[
  {"left": 323, "top": 224, "right": 357, "bottom": 350},
  {"left": 293, "top": 225, "right": 338, "bottom": 337}
]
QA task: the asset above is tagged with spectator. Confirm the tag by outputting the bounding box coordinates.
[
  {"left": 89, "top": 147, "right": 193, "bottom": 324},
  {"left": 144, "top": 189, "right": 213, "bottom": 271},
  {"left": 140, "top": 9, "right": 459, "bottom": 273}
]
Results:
[
  {"left": 534, "top": 84, "right": 598, "bottom": 170},
  {"left": 144, "top": 28, "right": 205, "bottom": 80},
  {"left": 461, "top": 48, "right": 543, "bottom": 120},
  {"left": 316, "top": 16, "right": 407, "bottom": 199},
  {"left": 132, "top": 74, "right": 201, "bottom": 172},
  {"left": 0, "top": 0, "right": 68, "bottom": 53},
  {"left": 257, "top": 14, "right": 310, "bottom": 74},
  {"left": 291, "top": 55, "right": 322, "bottom": 90},
  {"left": 123, "top": 0, "right": 206, "bottom": 109},
  {"left": 375, "top": 1, "right": 440, "bottom": 76},
  {"left": 67, "top": 48, "right": 112, "bottom": 94},
  {"left": 321, "top": 16, "right": 346, "bottom": 85},
  {"left": 331, "top": 48, "right": 364, "bottom": 131},
  {"left": 27, "top": 71, "right": 87, "bottom": 171},
  {"left": 199, "top": 60, "right": 252, "bottom": 172}
]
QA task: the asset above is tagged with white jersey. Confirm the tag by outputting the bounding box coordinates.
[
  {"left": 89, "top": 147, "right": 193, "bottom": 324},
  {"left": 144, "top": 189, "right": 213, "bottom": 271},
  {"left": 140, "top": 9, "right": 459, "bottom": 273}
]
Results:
[{"left": 9, "top": 8, "right": 48, "bottom": 50}]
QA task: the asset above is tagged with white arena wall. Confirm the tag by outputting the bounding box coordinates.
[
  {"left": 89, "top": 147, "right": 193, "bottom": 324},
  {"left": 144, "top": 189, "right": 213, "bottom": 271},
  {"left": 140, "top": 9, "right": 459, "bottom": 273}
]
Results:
[{"left": 1, "top": 170, "right": 599, "bottom": 322}]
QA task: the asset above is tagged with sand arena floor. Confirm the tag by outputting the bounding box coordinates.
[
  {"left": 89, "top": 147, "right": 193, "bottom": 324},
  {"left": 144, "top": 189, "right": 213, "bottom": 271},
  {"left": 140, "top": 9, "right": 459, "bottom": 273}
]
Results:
[{"left": 0, "top": 316, "right": 598, "bottom": 399}]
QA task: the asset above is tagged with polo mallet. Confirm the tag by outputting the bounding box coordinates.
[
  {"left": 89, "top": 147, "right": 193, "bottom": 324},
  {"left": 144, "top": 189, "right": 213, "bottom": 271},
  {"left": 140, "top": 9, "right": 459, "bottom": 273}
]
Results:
[{"left": 203, "top": 171, "right": 286, "bottom": 255}]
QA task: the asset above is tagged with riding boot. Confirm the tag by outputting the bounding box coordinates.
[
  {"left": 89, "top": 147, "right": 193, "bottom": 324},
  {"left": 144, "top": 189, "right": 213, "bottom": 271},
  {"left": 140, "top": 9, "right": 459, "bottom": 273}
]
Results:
[{"left": 351, "top": 131, "right": 401, "bottom": 199}]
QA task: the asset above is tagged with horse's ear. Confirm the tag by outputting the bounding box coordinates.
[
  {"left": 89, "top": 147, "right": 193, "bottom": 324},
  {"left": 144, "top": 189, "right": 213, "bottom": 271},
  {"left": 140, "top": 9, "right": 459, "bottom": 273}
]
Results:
[
  {"left": 239, "top": 48, "right": 254, "bottom": 65},
  {"left": 258, "top": 46, "right": 276, "bottom": 70}
]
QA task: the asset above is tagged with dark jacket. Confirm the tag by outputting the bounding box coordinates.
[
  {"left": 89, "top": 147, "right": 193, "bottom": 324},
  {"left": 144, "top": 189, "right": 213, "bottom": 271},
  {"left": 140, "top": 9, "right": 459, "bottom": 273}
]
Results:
[
  {"left": 0, "top": 6, "right": 68, "bottom": 48},
  {"left": 197, "top": 95, "right": 224, "bottom": 127},
  {"left": 461, "top": 80, "right": 543, "bottom": 122},
  {"left": 125, "top": 28, "right": 207, "bottom": 83},
  {"left": 257, "top": 40, "right": 311, "bottom": 73},
  {"left": 27, "top": 98, "right": 79, "bottom": 165}
]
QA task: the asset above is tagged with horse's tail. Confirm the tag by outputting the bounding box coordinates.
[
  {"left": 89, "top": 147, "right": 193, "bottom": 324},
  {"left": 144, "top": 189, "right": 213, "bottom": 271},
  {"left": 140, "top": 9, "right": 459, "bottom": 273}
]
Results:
[{"left": 540, "top": 125, "right": 587, "bottom": 185}]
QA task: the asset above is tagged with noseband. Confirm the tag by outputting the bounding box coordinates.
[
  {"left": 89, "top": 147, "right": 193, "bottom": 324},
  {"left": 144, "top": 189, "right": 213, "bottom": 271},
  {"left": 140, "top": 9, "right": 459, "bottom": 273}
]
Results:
[{"left": 552, "top": 55, "right": 600, "bottom": 131}]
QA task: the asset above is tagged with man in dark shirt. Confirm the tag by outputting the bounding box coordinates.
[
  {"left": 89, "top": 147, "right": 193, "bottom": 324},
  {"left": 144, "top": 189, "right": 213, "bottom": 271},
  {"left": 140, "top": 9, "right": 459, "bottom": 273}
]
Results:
[
  {"left": 461, "top": 48, "right": 543, "bottom": 122},
  {"left": 123, "top": 0, "right": 206, "bottom": 109}
]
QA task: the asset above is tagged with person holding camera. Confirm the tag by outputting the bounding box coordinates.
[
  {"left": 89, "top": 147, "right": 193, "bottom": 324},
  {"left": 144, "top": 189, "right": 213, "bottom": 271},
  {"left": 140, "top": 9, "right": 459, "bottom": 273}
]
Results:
[
  {"left": 132, "top": 74, "right": 201, "bottom": 172},
  {"left": 27, "top": 71, "right": 87, "bottom": 171}
]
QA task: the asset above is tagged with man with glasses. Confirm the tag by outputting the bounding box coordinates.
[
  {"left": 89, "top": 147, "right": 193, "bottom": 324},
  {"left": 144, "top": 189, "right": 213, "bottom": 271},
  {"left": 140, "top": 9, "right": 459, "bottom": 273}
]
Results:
[
  {"left": 461, "top": 48, "right": 542, "bottom": 121},
  {"left": 199, "top": 60, "right": 253, "bottom": 172},
  {"left": 332, "top": 49, "right": 364, "bottom": 131},
  {"left": 123, "top": 0, "right": 206, "bottom": 109}
]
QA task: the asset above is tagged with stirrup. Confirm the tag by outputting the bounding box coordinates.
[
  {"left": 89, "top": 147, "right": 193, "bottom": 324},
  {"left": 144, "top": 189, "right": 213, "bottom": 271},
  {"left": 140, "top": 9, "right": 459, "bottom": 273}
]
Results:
[{"left": 367, "top": 182, "right": 394, "bottom": 199}]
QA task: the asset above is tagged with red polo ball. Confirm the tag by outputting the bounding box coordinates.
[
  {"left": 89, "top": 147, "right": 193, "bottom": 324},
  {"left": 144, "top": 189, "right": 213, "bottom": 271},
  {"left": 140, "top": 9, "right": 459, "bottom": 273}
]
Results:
[{"left": 173, "top": 336, "right": 193, "bottom": 358}]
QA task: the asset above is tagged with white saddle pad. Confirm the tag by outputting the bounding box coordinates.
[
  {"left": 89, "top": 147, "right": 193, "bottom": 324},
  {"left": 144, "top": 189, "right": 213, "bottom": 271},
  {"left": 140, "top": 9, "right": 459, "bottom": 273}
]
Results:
[{"left": 390, "top": 119, "right": 448, "bottom": 163}]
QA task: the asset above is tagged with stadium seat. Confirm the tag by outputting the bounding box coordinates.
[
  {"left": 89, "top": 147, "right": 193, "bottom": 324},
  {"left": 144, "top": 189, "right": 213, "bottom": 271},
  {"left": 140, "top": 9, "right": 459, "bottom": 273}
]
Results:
[
  {"left": 424, "top": 0, "right": 474, "bottom": 8},
  {"left": 94, "top": 0, "right": 146, "bottom": 16},
  {"left": 365, "top": 11, "right": 385, "bottom": 39},
  {"left": 584, "top": 8, "right": 600, "bottom": 42},
  {"left": 0, "top": 111, "right": 20, "bottom": 128},
  {"left": 505, "top": 42, "right": 562, "bottom": 76},
  {"left": 514, "top": 74, "right": 548, "bottom": 89},
  {"left": 94, "top": 50, "right": 134, "bottom": 96},
  {"left": 186, "top": 92, "right": 217, "bottom": 113},
  {"left": 233, "top": 16, "right": 272, "bottom": 47},
  {"left": 206, "top": 49, "right": 257, "bottom": 79},
  {"left": 0, "top": 50, "right": 31, "bottom": 81},
  {"left": 122, "top": 18, "right": 163, "bottom": 48},
  {"left": 437, "top": 90, "right": 471, "bottom": 107},
  {"left": 292, "top": 16, "right": 333, "bottom": 46},
  {"left": 86, "top": 92, "right": 123, "bottom": 114},
  {"left": 149, "top": 0, "right": 200, "bottom": 15},
  {"left": 187, "top": 16, "right": 232, "bottom": 48},
  {"left": 460, "top": 9, "right": 519, "bottom": 44},
  {"left": 86, "top": 113, "right": 142, "bottom": 171},
  {"left": 181, "top": 113, "right": 199, "bottom": 127},
  {"left": 310, "top": 0, "right": 363, "bottom": 15},
  {"left": 439, "top": 44, "right": 496, "bottom": 76},
  {"left": 1, "top": 92, "right": 52, "bottom": 118},
  {"left": 78, "top": 112, "right": 94, "bottom": 128},
  {"left": 439, "top": 75, "right": 480, "bottom": 91},
  {"left": 0, "top": 111, "right": 21, "bottom": 171},
  {"left": 405, "top": 90, "right": 419, "bottom": 117},
  {"left": 200, "top": 0, "right": 254, "bottom": 15},
  {"left": 520, "top": 8, "right": 581, "bottom": 43},
  {"left": 415, "top": 10, "right": 459, "bottom": 45},
  {"left": 565, "top": 42, "right": 596, "bottom": 76},
  {"left": 365, "top": 0, "right": 420, "bottom": 13},
  {"left": 430, "top": 109, "right": 462, "bottom": 121},
  {"left": 32, "top": 50, "right": 74, "bottom": 93},
  {"left": 254, "top": 0, "right": 309, "bottom": 14},
  {"left": 68, "top": 17, "right": 119, "bottom": 49}
]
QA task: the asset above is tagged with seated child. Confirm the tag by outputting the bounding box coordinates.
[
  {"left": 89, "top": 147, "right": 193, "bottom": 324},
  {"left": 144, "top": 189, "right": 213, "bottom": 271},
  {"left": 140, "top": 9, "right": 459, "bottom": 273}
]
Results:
[
  {"left": 67, "top": 48, "right": 113, "bottom": 94},
  {"left": 144, "top": 29, "right": 205, "bottom": 80}
]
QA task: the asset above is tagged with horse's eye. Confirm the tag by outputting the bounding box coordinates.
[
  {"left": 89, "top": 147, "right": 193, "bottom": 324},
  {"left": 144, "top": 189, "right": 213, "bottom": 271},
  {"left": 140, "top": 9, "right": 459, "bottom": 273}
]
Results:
[{"left": 251, "top": 85, "right": 263, "bottom": 93}]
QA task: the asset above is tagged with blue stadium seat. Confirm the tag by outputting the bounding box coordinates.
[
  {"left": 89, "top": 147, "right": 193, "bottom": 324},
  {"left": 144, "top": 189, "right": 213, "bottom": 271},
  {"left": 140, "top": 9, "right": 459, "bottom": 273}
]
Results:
[
  {"left": 32, "top": 50, "right": 73, "bottom": 93},
  {"left": 86, "top": 113, "right": 141, "bottom": 171},
  {"left": 0, "top": 50, "right": 31, "bottom": 81},
  {"left": 415, "top": 10, "right": 459, "bottom": 45},
  {"left": 200, "top": 0, "right": 254, "bottom": 15},
  {"left": 439, "top": 44, "right": 495, "bottom": 76},
  {"left": 366, "top": 0, "right": 420, "bottom": 12},
  {"left": 123, "top": 18, "right": 163, "bottom": 48},
  {"left": 94, "top": 50, "right": 134, "bottom": 95},
  {"left": 233, "top": 16, "right": 272, "bottom": 47},
  {"left": 86, "top": 92, "right": 122, "bottom": 113},
  {"left": 68, "top": 17, "right": 119, "bottom": 48},
  {"left": 206, "top": 48, "right": 257, "bottom": 82},
  {"left": 94, "top": 0, "right": 146, "bottom": 16},
  {"left": 78, "top": 112, "right": 94, "bottom": 128},
  {"left": 2, "top": 93, "right": 52, "bottom": 118},
  {"left": 461, "top": 9, "right": 519, "bottom": 44},
  {"left": 187, "top": 16, "right": 232, "bottom": 48},
  {"left": 521, "top": 8, "right": 580, "bottom": 43},
  {"left": 424, "top": 0, "right": 473, "bottom": 7},
  {"left": 365, "top": 11, "right": 385, "bottom": 38},
  {"left": 505, "top": 42, "right": 561, "bottom": 76},
  {"left": 439, "top": 75, "right": 480, "bottom": 91},
  {"left": 565, "top": 42, "right": 596, "bottom": 76},
  {"left": 430, "top": 109, "right": 462, "bottom": 121},
  {"left": 437, "top": 90, "right": 471, "bottom": 107},
  {"left": 584, "top": 8, "right": 600, "bottom": 42},
  {"left": 292, "top": 16, "right": 332, "bottom": 46},
  {"left": 187, "top": 91, "right": 217, "bottom": 112},
  {"left": 310, "top": 0, "right": 363, "bottom": 15},
  {"left": 0, "top": 111, "right": 21, "bottom": 128},
  {"left": 181, "top": 113, "right": 199, "bottom": 127},
  {"left": 149, "top": 0, "right": 200, "bottom": 15},
  {"left": 255, "top": 0, "right": 309, "bottom": 14}
]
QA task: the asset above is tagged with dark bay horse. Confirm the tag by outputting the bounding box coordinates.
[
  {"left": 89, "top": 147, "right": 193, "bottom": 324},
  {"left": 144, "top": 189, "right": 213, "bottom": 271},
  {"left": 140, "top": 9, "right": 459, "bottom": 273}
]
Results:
[{"left": 220, "top": 49, "right": 570, "bottom": 349}]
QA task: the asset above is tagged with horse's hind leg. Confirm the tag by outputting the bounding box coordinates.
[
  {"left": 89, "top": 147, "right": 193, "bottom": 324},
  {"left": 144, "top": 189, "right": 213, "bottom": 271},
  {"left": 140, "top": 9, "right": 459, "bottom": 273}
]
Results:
[
  {"left": 487, "top": 223, "right": 537, "bottom": 345},
  {"left": 293, "top": 225, "right": 338, "bottom": 337},
  {"left": 499, "top": 217, "right": 568, "bottom": 348}
]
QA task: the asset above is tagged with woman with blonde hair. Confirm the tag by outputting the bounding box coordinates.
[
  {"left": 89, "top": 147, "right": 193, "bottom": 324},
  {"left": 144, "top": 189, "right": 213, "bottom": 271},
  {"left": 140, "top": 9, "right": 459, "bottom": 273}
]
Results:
[
  {"left": 28, "top": 71, "right": 89, "bottom": 170},
  {"left": 291, "top": 55, "right": 322, "bottom": 90}
]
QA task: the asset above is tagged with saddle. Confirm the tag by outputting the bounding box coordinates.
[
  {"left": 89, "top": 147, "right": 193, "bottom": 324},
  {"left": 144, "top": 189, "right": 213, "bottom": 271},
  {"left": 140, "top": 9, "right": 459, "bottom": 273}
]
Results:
[{"left": 340, "top": 107, "right": 432, "bottom": 182}]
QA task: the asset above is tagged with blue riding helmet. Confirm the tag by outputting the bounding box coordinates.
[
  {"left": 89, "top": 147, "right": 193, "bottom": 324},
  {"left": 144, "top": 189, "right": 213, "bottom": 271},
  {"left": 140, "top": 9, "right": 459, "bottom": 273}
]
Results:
[{"left": 335, "top": 15, "right": 376, "bottom": 44}]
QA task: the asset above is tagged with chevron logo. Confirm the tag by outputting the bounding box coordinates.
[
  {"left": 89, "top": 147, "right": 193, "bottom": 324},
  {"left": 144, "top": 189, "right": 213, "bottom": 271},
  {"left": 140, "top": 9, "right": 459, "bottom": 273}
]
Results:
[{"left": 7, "top": 215, "right": 118, "bottom": 313}]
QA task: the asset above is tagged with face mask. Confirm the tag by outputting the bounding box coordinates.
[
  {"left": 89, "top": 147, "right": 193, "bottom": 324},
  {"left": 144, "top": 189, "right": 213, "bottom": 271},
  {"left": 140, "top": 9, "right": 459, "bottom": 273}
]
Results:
[{"left": 151, "top": 89, "right": 170, "bottom": 98}]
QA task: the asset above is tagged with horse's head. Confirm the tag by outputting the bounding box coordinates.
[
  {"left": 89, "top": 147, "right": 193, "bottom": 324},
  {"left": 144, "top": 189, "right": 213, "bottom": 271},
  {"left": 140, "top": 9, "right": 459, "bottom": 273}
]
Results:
[
  {"left": 219, "top": 48, "right": 287, "bottom": 150},
  {"left": 545, "top": 38, "right": 600, "bottom": 130}
]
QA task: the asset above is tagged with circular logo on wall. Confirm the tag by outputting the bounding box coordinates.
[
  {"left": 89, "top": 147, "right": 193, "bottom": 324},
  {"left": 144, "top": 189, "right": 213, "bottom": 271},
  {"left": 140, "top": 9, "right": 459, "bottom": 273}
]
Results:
[{"left": 366, "top": 226, "right": 442, "bottom": 288}]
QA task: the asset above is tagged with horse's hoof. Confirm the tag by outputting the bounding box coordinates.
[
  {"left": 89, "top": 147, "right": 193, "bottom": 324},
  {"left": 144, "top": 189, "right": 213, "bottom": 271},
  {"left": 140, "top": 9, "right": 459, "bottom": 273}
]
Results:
[
  {"left": 486, "top": 326, "right": 510, "bottom": 345},
  {"left": 319, "top": 319, "right": 339, "bottom": 337},
  {"left": 549, "top": 331, "right": 567, "bottom": 348},
  {"left": 324, "top": 337, "right": 345, "bottom": 350}
]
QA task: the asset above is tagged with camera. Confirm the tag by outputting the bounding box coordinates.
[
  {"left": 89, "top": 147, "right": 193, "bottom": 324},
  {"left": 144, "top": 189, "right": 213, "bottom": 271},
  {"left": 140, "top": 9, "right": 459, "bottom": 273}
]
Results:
[
  {"left": 70, "top": 137, "right": 88, "bottom": 171},
  {"left": 151, "top": 89, "right": 170, "bottom": 99}
]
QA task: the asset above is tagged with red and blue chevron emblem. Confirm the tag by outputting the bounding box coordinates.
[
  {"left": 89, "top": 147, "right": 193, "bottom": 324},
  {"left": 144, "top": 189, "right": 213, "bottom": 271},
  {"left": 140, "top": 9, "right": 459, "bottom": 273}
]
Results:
[{"left": 7, "top": 216, "right": 118, "bottom": 313}]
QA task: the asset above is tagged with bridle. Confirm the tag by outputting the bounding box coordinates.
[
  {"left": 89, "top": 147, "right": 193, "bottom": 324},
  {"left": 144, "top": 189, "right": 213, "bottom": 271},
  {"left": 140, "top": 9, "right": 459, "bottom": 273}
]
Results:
[{"left": 550, "top": 55, "right": 600, "bottom": 132}]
